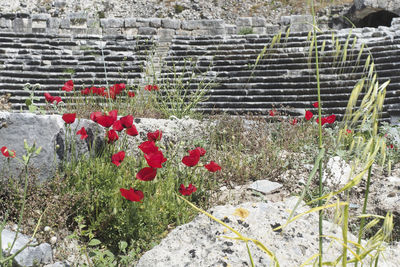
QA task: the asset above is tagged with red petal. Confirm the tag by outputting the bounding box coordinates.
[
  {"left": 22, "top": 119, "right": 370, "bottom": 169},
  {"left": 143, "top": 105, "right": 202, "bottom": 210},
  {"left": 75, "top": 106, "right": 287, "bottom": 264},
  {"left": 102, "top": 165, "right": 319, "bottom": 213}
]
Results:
[
  {"left": 136, "top": 167, "right": 157, "bottom": 181},
  {"left": 120, "top": 115, "right": 134, "bottom": 128},
  {"left": 126, "top": 125, "right": 139, "bottom": 136},
  {"left": 138, "top": 141, "right": 158, "bottom": 154},
  {"left": 204, "top": 161, "right": 221, "bottom": 172},
  {"left": 62, "top": 113, "right": 76, "bottom": 124}
]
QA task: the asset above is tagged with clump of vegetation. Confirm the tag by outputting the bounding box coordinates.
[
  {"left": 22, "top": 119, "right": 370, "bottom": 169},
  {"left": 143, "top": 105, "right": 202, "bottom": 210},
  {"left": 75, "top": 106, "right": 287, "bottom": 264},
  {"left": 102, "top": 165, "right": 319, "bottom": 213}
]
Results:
[
  {"left": 238, "top": 27, "right": 254, "bottom": 35},
  {"left": 174, "top": 4, "right": 185, "bottom": 14}
]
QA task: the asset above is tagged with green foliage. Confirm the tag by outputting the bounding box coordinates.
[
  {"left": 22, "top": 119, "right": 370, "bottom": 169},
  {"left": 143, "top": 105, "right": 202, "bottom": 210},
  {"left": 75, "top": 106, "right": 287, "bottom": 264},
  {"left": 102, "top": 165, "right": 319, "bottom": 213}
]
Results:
[
  {"left": 22, "top": 83, "right": 45, "bottom": 114},
  {"left": 238, "top": 27, "right": 254, "bottom": 35},
  {"left": 148, "top": 59, "right": 213, "bottom": 119},
  {"left": 62, "top": 134, "right": 215, "bottom": 261},
  {"left": 174, "top": 4, "right": 185, "bottom": 13}
]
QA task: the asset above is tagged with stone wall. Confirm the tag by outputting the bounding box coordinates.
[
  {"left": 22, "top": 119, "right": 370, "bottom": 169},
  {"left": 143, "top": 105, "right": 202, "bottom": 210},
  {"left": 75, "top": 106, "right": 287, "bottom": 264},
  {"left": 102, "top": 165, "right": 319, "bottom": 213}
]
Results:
[{"left": 0, "top": 13, "right": 324, "bottom": 41}]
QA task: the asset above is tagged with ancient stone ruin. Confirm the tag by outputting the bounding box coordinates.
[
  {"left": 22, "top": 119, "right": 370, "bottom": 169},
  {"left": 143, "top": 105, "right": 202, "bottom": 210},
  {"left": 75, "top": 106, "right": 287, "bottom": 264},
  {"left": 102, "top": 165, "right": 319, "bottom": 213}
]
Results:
[{"left": 0, "top": 11, "right": 399, "bottom": 123}]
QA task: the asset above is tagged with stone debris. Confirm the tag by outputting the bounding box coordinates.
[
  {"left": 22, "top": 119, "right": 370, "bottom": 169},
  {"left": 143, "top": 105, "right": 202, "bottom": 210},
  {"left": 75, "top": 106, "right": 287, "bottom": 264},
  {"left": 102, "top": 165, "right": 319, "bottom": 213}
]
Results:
[
  {"left": 248, "top": 179, "right": 283, "bottom": 194},
  {"left": 323, "top": 156, "right": 352, "bottom": 188},
  {"left": 137, "top": 197, "right": 400, "bottom": 267},
  {"left": 1, "top": 228, "right": 53, "bottom": 267}
]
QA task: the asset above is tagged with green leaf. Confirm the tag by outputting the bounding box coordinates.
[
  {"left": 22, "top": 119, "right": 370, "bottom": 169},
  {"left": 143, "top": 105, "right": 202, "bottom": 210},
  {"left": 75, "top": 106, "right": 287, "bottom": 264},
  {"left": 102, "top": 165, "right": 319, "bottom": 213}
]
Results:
[
  {"left": 35, "top": 147, "right": 42, "bottom": 155},
  {"left": 88, "top": 239, "right": 102, "bottom": 247},
  {"left": 119, "top": 241, "right": 128, "bottom": 252},
  {"left": 25, "top": 99, "right": 32, "bottom": 106}
]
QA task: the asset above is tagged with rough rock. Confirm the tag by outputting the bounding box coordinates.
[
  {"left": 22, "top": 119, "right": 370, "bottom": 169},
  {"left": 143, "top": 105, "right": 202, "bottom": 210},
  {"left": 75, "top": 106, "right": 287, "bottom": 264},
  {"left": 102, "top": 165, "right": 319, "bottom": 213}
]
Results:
[
  {"left": 1, "top": 228, "right": 53, "bottom": 267},
  {"left": 373, "top": 175, "right": 400, "bottom": 215},
  {"left": 248, "top": 179, "right": 283, "bottom": 194},
  {"left": 323, "top": 156, "right": 352, "bottom": 188},
  {"left": 0, "top": 112, "right": 105, "bottom": 182},
  {"left": 137, "top": 197, "right": 400, "bottom": 266},
  {"left": 127, "top": 116, "right": 213, "bottom": 151}
]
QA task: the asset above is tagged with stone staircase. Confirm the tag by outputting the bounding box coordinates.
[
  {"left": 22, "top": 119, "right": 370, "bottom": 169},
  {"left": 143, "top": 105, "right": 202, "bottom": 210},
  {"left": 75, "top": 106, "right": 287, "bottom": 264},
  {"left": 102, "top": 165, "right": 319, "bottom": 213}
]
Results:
[
  {"left": 0, "top": 32, "right": 154, "bottom": 110},
  {"left": 162, "top": 31, "right": 400, "bottom": 122},
  {"left": 0, "top": 27, "right": 399, "bottom": 123}
]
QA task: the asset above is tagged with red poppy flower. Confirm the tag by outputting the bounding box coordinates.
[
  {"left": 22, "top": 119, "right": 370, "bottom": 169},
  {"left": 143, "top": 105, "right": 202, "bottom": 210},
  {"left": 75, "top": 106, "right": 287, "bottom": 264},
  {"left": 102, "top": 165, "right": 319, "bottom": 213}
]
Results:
[
  {"left": 195, "top": 147, "right": 206, "bottom": 157},
  {"left": 204, "top": 161, "right": 221, "bottom": 172},
  {"left": 290, "top": 118, "right": 298, "bottom": 125},
  {"left": 144, "top": 150, "right": 167, "bottom": 168},
  {"left": 120, "top": 187, "right": 144, "bottom": 202},
  {"left": 90, "top": 111, "right": 102, "bottom": 122},
  {"left": 182, "top": 149, "right": 201, "bottom": 167},
  {"left": 316, "top": 114, "right": 336, "bottom": 126},
  {"left": 126, "top": 125, "right": 139, "bottom": 136},
  {"left": 325, "top": 114, "right": 336, "bottom": 124},
  {"left": 44, "top": 93, "right": 62, "bottom": 104},
  {"left": 136, "top": 167, "right": 157, "bottom": 181},
  {"left": 316, "top": 117, "right": 326, "bottom": 126},
  {"left": 313, "top": 101, "right": 319, "bottom": 108},
  {"left": 44, "top": 92, "right": 53, "bottom": 102},
  {"left": 147, "top": 130, "right": 162, "bottom": 142},
  {"left": 111, "top": 151, "right": 125, "bottom": 166},
  {"left": 107, "top": 129, "right": 119, "bottom": 144},
  {"left": 76, "top": 127, "right": 88, "bottom": 140},
  {"left": 144, "top": 84, "right": 159, "bottom": 91},
  {"left": 179, "top": 184, "right": 197, "bottom": 196},
  {"left": 1, "top": 146, "right": 16, "bottom": 158},
  {"left": 62, "top": 80, "right": 74, "bottom": 92},
  {"left": 346, "top": 129, "right": 352, "bottom": 134},
  {"left": 81, "top": 87, "right": 90, "bottom": 95},
  {"left": 62, "top": 113, "right": 76, "bottom": 124},
  {"left": 305, "top": 110, "right": 313, "bottom": 121},
  {"left": 95, "top": 115, "right": 117, "bottom": 128},
  {"left": 109, "top": 110, "right": 118, "bottom": 121},
  {"left": 52, "top": 96, "right": 62, "bottom": 104},
  {"left": 138, "top": 141, "right": 159, "bottom": 154},
  {"left": 128, "top": 91, "right": 135, "bottom": 97},
  {"left": 107, "top": 83, "right": 126, "bottom": 99},
  {"left": 120, "top": 115, "right": 133, "bottom": 128},
  {"left": 269, "top": 109, "right": 276, "bottom": 116},
  {"left": 112, "top": 120, "right": 124, "bottom": 132}
]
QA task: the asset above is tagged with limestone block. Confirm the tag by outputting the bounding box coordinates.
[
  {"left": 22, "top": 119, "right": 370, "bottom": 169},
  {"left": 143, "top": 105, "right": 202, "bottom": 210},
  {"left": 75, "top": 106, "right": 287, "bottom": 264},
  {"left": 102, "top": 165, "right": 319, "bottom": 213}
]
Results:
[
  {"left": 13, "top": 18, "right": 32, "bottom": 33},
  {"left": 158, "top": 28, "right": 175, "bottom": 42},
  {"left": 161, "top": 18, "right": 181, "bottom": 29},
  {"left": 253, "top": 26, "right": 266, "bottom": 34},
  {"left": 149, "top": 18, "right": 161, "bottom": 28},
  {"left": 136, "top": 18, "right": 150, "bottom": 27},
  {"left": 0, "top": 18, "right": 12, "bottom": 28},
  {"left": 124, "top": 18, "right": 136, "bottom": 28},
  {"left": 252, "top": 17, "right": 266, "bottom": 27},
  {"left": 0, "top": 112, "right": 105, "bottom": 182},
  {"left": 136, "top": 198, "right": 400, "bottom": 266},
  {"left": 100, "top": 18, "right": 124, "bottom": 28},
  {"left": 181, "top": 20, "right": 201, "bottom": 30},
  {"left": 59, "top": 18, "right": 70, "bottom": 29},
  {"left": 138, "top": 26, "right": 157, "bottom": 35},
  {"left": 225, "top": 24, "right": 237, "bottom": 35},
  {"left": 1, "top": 228, "right": 53, "bottom": 267},
  {"left": 47, "top": 18, "right": 60, "bottom": 29},
  {"left": 236, "top": 17, "right": 252, "bottom": 27}
]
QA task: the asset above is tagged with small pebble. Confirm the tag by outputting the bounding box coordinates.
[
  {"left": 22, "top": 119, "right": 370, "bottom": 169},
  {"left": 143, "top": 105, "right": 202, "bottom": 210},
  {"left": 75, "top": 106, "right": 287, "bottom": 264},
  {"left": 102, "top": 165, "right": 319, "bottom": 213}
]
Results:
[
  {"left": 44, "top": 226, "right": 51, "bottom": 232},
  {"left": 50, "top": 236, "right": 57, "bottom": 245}
]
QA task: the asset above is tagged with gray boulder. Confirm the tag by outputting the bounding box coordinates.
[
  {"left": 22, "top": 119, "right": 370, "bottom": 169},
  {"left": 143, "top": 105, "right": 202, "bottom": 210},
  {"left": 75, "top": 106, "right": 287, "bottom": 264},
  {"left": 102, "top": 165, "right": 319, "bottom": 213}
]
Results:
[
  {"left": 0, "top": 112, "right": 105, "bottom": 182},
  {"left": 1, "top": 228, "right": 53, "bottom": 266},
  {"left": 137, "top": 197, "right": 400, "bottom": 266}
]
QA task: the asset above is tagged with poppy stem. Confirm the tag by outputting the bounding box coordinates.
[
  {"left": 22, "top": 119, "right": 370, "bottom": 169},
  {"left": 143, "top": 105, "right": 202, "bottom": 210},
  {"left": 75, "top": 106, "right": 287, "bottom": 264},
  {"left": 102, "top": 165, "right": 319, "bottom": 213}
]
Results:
[{"left": 310, "top": 0, "right": 324, "bottom": 265}]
